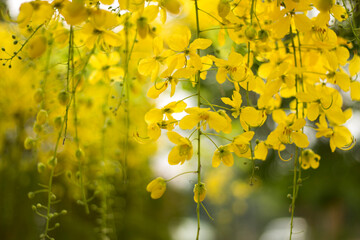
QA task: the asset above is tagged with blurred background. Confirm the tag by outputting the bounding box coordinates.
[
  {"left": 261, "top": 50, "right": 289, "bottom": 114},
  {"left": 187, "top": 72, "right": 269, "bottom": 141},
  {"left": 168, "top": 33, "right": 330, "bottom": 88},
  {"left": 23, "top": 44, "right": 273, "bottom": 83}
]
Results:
[{"left": 1, "top": 0, "right": 360, "bottom": 240}]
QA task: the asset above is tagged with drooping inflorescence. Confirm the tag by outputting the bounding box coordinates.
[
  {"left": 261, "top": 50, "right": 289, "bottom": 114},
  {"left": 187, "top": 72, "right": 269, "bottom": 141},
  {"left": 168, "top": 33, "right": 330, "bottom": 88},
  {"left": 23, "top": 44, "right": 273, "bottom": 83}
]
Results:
[{"left": 0, "top": 0, "right": 359, "bottom": 239}]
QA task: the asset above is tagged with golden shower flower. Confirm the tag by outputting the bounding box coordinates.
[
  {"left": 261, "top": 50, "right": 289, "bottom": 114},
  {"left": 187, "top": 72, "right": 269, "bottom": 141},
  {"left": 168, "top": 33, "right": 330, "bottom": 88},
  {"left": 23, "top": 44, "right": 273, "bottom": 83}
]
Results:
[
  {"left": 166, "top": 26, "right": 212, "bottom": 70},
  {"left": 266, "top": 110, "right": 309, "bottom": 150},
  {"left": 88, "top": 51, "right": 124, "bottom": 84},
  {"left": 299, "top": 149, "right": 321, "bottom": 170},
  {"left": 315, "top": 115, "right": 354, "bottom": 152},
  {"left": 17, "top": 1, "right": 54, "bottom": 28},
  {"left": 179, "top": 107, "right": 229, "bottom": 132},
  {"left": 167, "top": 131, "right": 193, "bottom": 165},
  {"left": 212, "top": 144, "right": 234, "bottom": 168},
  {"left": 27, "top": 35, "right": 47, "bottom": 59},
  {"left": 230, "top": 131, "right": 255, "bottom": 159}
]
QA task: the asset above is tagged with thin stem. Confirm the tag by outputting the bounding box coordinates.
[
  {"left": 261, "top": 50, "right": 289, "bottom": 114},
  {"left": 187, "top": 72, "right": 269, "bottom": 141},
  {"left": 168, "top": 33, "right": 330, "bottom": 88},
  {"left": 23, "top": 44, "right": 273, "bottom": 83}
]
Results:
[
  {"left": 201, "top": 103, "right": 232, "bottom": 111},
  {"left": 194, "top": 1, "right": 202, "bottom": 240},
  {"left": 289, "top": 25, "right": 302, "bottom": 240},
  {"left": 2, "top": 24, "right": 44, "bottom": 65},
  {"left": 165, "top": 171, "right": 198, "bottom": 182},
  {"left": 204, "top": 132, "right": 232, "bottom": 141},
  {"left": 63, "top": 26, "right": 74, "bottom": 145},
  {"left": 198, "top": 8, "right": 225, "bottom": 26},
  {"left": 289, "top": 147, "right": 299, "bottom": 240},
  {"left": 201, "top": 202, "right": 214, "bottom": 221},
  {"left": 201, "top": 131, "right": 220, "bottom": 149},
  {"left": 200, "top": 96, "right": 216, "bottom": 111}
]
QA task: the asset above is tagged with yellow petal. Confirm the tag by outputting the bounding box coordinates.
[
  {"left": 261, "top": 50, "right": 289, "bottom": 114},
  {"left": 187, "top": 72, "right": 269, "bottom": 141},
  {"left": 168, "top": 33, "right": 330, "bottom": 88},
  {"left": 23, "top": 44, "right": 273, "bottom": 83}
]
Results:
[
  {"left": 145, "top": 109, "right": 163, "bottom": 124},
  {"left": 292, "top": 132, "right": 309, "bottom": 148},
  {"left": 350, "top": 81, "right": 360, "bottom": 101},
  {"left": 179, "top": 115, "right": 199, "bottom": 130},
  {"left": 331, "top": 5, "right": 347, "bottom": 22},
  {"left": 254, "top": 142, "right": 268, "bottom": 160},
  {"left": 294, "top": 14, "right": 312, "bottom": 33},
  {"left": 349, "top": 55, "right": 360, "bottom": 77},
  {"left": 189, "top": 38, "right": 212, "bottom": 50},
  {"left": 167, "top": 131, "right": 183, "bottom": 145}
]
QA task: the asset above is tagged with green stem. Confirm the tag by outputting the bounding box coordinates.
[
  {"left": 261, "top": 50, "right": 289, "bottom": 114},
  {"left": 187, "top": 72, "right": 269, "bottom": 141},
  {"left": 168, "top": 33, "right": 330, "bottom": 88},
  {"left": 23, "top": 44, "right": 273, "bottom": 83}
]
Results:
[
  {"left": 194, "top": 1, "right": 202, "bottom": 239},
  {"left": 3, "top": 24, "right": 44, "bottom": 65},
  {"left": 200, "top": 96, "right": 216, "bottom": 111},
  {"left": 201, "top": 131, "right": 220, "bottom": 149},
  {"left": 166, "top": 171, "right": 198, "bottom": 182},
  {"left": 289, "top": 25, "right": 302, "bottom": 240}
]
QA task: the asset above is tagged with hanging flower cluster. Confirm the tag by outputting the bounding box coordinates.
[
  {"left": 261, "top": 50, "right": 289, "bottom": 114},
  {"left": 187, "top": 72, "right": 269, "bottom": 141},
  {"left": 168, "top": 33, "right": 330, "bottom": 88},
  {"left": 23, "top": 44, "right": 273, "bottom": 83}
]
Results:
[{"left": 0, "top": 0, "right": 358, "bottom": 239}]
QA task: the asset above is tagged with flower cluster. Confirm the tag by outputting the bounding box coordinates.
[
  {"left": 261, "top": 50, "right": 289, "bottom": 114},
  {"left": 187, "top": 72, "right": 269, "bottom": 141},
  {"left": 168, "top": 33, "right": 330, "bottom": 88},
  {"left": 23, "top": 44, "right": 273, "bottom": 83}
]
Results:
[{"left": 0, "top": 0, "right": 358, "bottom": 239}]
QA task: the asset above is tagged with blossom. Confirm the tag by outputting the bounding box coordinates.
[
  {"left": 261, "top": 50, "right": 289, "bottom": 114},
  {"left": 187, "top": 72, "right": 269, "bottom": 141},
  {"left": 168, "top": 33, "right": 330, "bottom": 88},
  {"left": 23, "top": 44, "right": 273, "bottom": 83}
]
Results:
[
  {"left": 315, "top": 115, "right": 354, "bottom": 152},
  {"left": 299, "top": 149, "right": 320, "bottom": 170},
  {"left": 17, "top": 1, "right": 54, "bottom": 28},
  {"left": 88, "top": 52, "right": 124, "bottom": 84},
  {"left": 167, "top": 131, "right": 193, "bottom": 165},
  {"left": 230, "top": 131, "right": 255, "bottom": 159},
  {"left": 179, "top": 107, "right": 229, "bottom": 132},
  {"left": 166, "top": 26, "right": 212, "bottom": 70},
  {"left": 266, "top": 110, "right": 309, "bottom": 150},
  {"left": 212, "top": 144, "right": 234, "bottom": 168}
]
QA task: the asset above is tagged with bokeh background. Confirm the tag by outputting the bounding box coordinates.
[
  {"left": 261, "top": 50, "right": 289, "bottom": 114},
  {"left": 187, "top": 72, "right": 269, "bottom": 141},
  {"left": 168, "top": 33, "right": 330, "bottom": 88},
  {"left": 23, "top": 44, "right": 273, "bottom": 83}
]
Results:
[{"left": 1, "top": 1, "right": 360, "bottom": 240}]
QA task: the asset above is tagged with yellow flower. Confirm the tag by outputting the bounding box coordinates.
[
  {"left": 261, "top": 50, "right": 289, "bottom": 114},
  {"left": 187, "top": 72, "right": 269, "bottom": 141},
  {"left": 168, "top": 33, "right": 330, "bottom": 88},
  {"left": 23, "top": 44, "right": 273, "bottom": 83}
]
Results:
[
  {"left": 138, "top": 37, "right": 168, "bottom": 81},
  {"left": 166, "top": 26, "right": 212, "bottom": 70},
  {"left": 179, "top": 107, "right": 229, "bottom": 132},
  {"left": 167, "top": 131, "right": 193, "bottom": 165},
  {"left": 239, "top": 107, "right": 267, "bottom": 131},
  {"left": 230, "top": 131, "right": 255, "bottom": 159},
  {"left": 299, "top": 149, "right": 320, "bottom": 170},
  {"left": 221, "top": 90, "right": 242, "bottom": 118},
  {"left": 212, "top": 144, "right": 234, "bottom": 168},
  {"left": 145, "top": 100, "right": 187, "bottom": 123},
  {"left": 88, "top": 52, "right": 124, "bottom": 84},
  {"left": 193, "top": 182, "right": 206, "bottom": 203},
  {"left": 145, "top": 118, "right": 176, "bottom": 141},
  {"left": 314, "top": 0, "right": 347, "bottom": 26},
  {"left": 27, "top": 35, "right": 47, "bottom": 59},
  {"left": 270, "top": 2, "right": 312, "bottom": 39},
  {"left": 146, "top": 177, "right": 166, "bottom": 199},
  {"left": 254, "top": 141, "right": 268, "bottom": 161},
  {"left": 156, "top": 0, "right": 181, "bottom": 23},
  {"left": 209, "top": 50, "right": 248, "bottom": 86},
  {"left": 147, "top": 64, "right": 196, "bottom": 98},
  {"left": 266, "top": 110, "right": 309, "bottom": 150},
  {"left": 315, "top": 115, "right": 354, "bottom": 152},
  {"left": 17, "top": 1, "right": 54, "bottom": 28},
  {"left": 78, "top": 9, "right": 121, "bottom": 49},
  {"left": 135, "top": 5, "right": 159, "bottom": 39},
  {"left": 60, "top": 0, "right": 88, "bottom": 26}
]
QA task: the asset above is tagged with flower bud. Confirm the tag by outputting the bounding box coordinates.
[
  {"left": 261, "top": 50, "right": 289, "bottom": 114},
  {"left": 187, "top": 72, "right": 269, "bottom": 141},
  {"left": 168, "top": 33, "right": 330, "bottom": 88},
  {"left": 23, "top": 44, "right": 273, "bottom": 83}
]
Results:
[
  {"left": 28, "top": 192, "right": 35, "bottom": 199},
  {"left": 217, "top": 0, "right": 230, "bottom": 18},
  {"left": 245, "top": 26, "right": 257, "bottom": 40},
  {"left": 146, "top": 177, "right": 166, "bottom": 199},
  {"left": 258, "top": 29, "right": 269, "bottom": 42},
  {"left": 24, "top": 137, "right": 35, "bottom": 150},
  {"left": 75, "top": 148, "right": 85, "bottom": 161},
  {"left": 193, "top": 182, "right": 206, "bottom": 203},
  {"left": 36, "top": 109, "right": 48, "bottom": 125},
  {"left": 54, "top": 116, "right": 62, "bottom": 130},
  {"left": 34, "top": 89, "right": 44, "bottom": 103},
  {"left": 33, "top": 123, "right": 43, "bottom": 134},
  {"left": 37, "top": 162, "right": 46, "bottom": 173},
  {"left": 47, "top": 157, "right": 58, "bottom": 168},
  {"left": 58, "top": 91, "right": 70, "bottom": 106}
]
